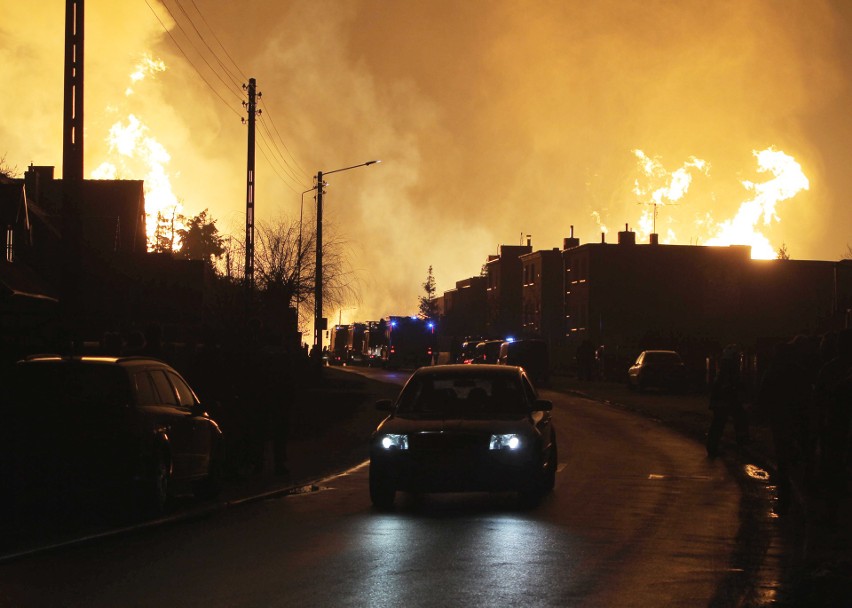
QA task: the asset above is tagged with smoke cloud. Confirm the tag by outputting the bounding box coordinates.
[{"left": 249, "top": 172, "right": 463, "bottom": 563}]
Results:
[{"left": 2, "top": 0, "right": 851, "bottom": 324}]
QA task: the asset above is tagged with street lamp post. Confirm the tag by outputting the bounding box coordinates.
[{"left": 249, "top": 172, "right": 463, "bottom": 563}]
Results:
[{"left": 313, "top": 160, "right": 380, "bottom": 359}]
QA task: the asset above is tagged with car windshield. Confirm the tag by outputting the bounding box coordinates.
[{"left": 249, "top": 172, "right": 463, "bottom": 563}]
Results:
[
  {"left": 395, "top": 373, "right": 528, "bottom": 420},
  {"left": 2, "top": 362, "right": 130, "bottom": 414}
]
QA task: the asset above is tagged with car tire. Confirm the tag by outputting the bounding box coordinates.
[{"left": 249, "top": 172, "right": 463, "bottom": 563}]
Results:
[{"left": 369, "top": 468, "right": 395, "bottom": 510}]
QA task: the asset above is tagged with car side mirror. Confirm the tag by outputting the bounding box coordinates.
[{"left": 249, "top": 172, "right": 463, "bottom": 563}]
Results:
[
  {"left": 190, "top": 403, "right": 207, "bottom": 417},
  {"left": 375, "top": 399, "right": 395, "bottom": 412},
  {"left": 532, "top": 399, "right": 553, "bottom": 412}
]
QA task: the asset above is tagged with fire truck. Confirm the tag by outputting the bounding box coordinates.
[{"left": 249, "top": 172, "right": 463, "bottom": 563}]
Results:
[
  {"left": 382, "top": 316, "right": 436, "bottom": 369},
  {"left": 361, "top": 320, "right": 387, "bottom": 367},
  {"left": 345, "top": 322, "right": 367, "bottom": 365},
  {"left": 328, "top": 325, "right": 350, "bottom": 365}
]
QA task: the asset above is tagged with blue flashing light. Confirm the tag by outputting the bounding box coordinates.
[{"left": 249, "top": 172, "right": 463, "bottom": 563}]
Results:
[{"left": 506, "top": 336, "right": 515, "bottom": 343}]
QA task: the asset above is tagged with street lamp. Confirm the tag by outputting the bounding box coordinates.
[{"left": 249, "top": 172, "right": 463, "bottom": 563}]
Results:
[{"left": 313, "top": 160, "right": 380, "bottom": 358}]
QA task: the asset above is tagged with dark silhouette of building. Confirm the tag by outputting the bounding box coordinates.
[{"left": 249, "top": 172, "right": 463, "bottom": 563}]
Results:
[
  {"left": 520, "top": 247, "right": 563, "bottom": 343},
  {"left": 442, "top": 275, "right": 487, "bottom": 339},
  {"left": 485, "top": 243, "right": 531, "bottom": 339}
]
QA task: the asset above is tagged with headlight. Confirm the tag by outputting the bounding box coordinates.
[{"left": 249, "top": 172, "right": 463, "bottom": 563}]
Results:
[
  {"left": 489, "top": 434, "right": 521, "bottom": 450},
  {"left": 379, "top": 434, "right": 409, "bottom": 450}
]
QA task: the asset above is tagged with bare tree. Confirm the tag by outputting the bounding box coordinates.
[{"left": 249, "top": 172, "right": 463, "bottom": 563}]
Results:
[
  {"left": 0, "top": 155, "right": 17, "bottom": 180},
  {"left": 225, "top": 215, "right": 360, "bottom": 332}
]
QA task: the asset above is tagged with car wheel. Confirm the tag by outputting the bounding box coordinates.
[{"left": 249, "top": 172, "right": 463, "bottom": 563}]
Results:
[{"left": 369, "top": 468, "right": 395, "bottom": 509}]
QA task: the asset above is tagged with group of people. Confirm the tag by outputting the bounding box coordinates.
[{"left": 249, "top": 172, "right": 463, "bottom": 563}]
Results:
[{"left": 706, "top": 329, "right": 852, "bottom": 517}]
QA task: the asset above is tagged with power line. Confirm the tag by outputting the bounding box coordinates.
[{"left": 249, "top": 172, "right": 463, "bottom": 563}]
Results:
[
  {"left": 259, "top": 98, "right": 309, "bottom": 181},
  {"left": 144, "top": 0, "right": 243, "bottom": 118},
  {"left": 172, "top": 0, "right": 244, "bottom": 91},
  {"left": 257, "top": 114, "right": 304, "bottom": 185},
  {"left": 158, "top": 0, "right": 244, "bottom": 103},
  {"left": 145, "top": 0, "right": 309, "bottom": 192},
  {"left": 189, "top": 0, "right": 248, "bottom": 83}
]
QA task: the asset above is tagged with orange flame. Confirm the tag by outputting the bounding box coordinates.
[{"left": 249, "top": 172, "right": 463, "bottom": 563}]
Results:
[
  {"left": 705, "top": 147, "right": 809, "bottom": 259},
  {"left": 89, "top": 54, "right": 185, "bottom": 251},
  {"left": 632, "top": 150, "right": 709, "bottom": 243}
]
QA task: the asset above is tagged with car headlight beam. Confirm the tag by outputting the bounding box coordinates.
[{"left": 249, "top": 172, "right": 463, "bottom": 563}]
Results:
[
  {"left": 380, "top": 434, "right": 409, "bottom": 450},
  {"left": 489, "top": 433, "right": 521, "bottom": 450}
]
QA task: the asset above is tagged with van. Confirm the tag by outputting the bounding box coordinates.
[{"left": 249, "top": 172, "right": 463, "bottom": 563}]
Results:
[{"left": 497, "top": 339, "right": 549, "bottom": 386}]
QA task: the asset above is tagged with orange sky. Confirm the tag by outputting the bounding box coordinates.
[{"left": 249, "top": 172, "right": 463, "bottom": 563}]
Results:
[{"left": 2, "top": 0, "right": 851, "bottom": 325}]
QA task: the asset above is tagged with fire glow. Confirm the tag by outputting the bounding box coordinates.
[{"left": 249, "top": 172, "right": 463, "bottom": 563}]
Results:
[
  {"left": 628, "top": 147, "right": 809, "bottom": 259},
  {"left": 705, "top": 148, "right": 809, "bottom": 259},
  {"left": 89, "top": 54, "right": 184, "bottom": 251}
]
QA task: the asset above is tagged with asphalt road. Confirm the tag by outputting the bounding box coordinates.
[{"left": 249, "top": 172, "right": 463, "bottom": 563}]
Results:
[{"left": 0, "top": 378, "right": 781, "bottom": 607}]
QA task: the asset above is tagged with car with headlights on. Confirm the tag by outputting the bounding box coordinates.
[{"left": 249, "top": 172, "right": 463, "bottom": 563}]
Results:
[
  {"left": 369, "top": 364, "right": 557, "bottom": 508},
  {"left": 0, "top": 355, "right": 224, "bottom": 515},
  {"left": 627, "top": 349, "right": 687, "bottom": 392}
]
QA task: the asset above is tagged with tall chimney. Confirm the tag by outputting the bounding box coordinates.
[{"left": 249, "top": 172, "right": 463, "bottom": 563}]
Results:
[{"left": 63, "top": 0, "right": 84, "bottom": 181}]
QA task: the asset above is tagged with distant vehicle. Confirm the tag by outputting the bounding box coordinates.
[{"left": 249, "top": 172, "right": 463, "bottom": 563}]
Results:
[
  {"left": 474, "top": 339, "right": 504, "bottom": 364},
  {"left": 362, "top": 321, "right": 388, "bottom": 367},
  {"left": 627, "top": 350, "right": 687, "bottom": 392},
  {"left": 382, "top": 316, "right": 435, "bottom": 369},
  {"left": 457, "top": 339, "right": 483, "bottom": 364},
  {"left": 368, "top": 364, "right": 557, "bottom": 509},
  {"left": 345, "top": 323, "right": 367, "bottom": 365},
  {"left": 328, "top": 325, "right": 349, "bottom": 366},
  {"left": 498, "top": 339, "right": 550, "bottom": 386},
  {"left": 0, "top": 355, "right": 224, "bottom": 514}
]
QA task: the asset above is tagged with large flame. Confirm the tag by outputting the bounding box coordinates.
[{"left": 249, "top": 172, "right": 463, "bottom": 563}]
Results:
[
  {"left": 89, "top": 54, "right": 184, "bottom": 251},
  {"left": 704, "top": 148, "right": 809, "bottom": 259},
  {"left": 632, "top": 150, "right": 709, "bottom": 243}
]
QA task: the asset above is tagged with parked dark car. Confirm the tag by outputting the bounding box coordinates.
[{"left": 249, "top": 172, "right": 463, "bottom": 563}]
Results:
[
  {"left": 0, "top": 355, "right": 223, "bottom": 515},
  {"left": 497, "top": 338, "right": 550, "bottom": 386},
  {"left": 627, "top": 350, "right": 687, "bottom": 392},
  {"left": 369, "top": 364, "right": 557, "bottom": 508}
]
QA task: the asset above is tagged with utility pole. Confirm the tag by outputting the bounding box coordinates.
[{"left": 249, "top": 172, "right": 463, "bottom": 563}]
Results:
[
  {"left": 63, "top": 0, "right": 84, "bottom": 182},
  {"left": 314, "top": 171, "right": 325, "bottom": 353},
  {"left": 243, "top": 77, "right": 259, "bottom": 291}
]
